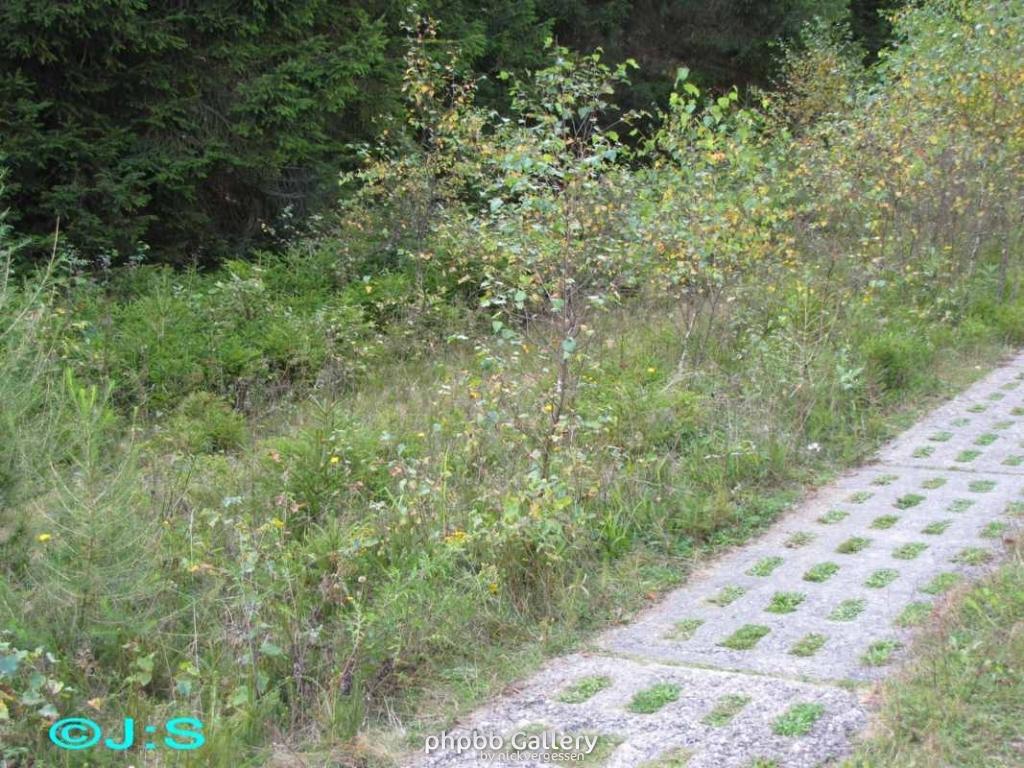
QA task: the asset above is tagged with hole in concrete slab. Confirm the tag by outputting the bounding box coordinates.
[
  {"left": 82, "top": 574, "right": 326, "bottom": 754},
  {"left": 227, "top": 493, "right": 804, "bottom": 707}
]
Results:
[
  {"left": 707, "top": 586, "right": 745, "bottom": 607},
  {"left": 702, "top": 694, "right": 752, "bottom": 727},
  {"left": 784, "top": 531, "right": 816, "bottom": 548},
  {"left": 969, "top": 480, "right": 996, "bottom": 492},
  {"left": 829, "top": 599, "right": 866, "bottom": 621},
  {"left": 639, "top": 747, "right": 693, "bottom": 767},
  {"left": 913, "top": 446, "right": 935, "bottom": 458},
  {"left": 836, "top": 536, "right": 871, "bottom": 554},
  {"left": 803, "top": 562, "right": 840, "bottom": 582},
  {"left": 747, "top": 556, "right": 784, "bottom": 577},
  {"left": 1003, "top": 455, "right": 1024, "bottom": 466},
  {"left": 953, "top": 547, "right": 993, "bottom": 565},
  {"left": 862, "top": 640, "right": 902, "bottom": 666},
  {"left": 557, "top": 675, "right": 613, "bottom": 704},
  {"left": 790, "top": 633, "right": 827, "bottom": 657},
  {"left": 975, "top": 433, "right": 999, "bottom": 446},
  {"left": 847, "top": 491, "right": 873, "bottom": 504},
  {"left": 956, "top": 449, "right": 981, "bottom": 462},
  {"left": 967, "top": 404, "right": 988, "bottom": 413},
  {"left": 628, "top": 683, "right": 681, "bottom": 714},
  {"left": 765, "top": 592, "right": 805, "bottom": 614},
  {"left": 928, "top": 431, "right": 953, "bottom": 442},
  {"left": 949, "top": 499, "right": 975, "bottom": 513},
  {"left": 872, "top": 473, "right": 899, "bottom": 485},
  {"left": 871, "top": 514, "right": 900, "bottom": 529},
  {"left": 718, "top": 624, "right": 771, "bottom": 650},
  {"left": 772, "top": 702, "right": 825, "bottom": 736},
  {"left": 895, "top": 493, "right": 926, "bottom": 509},
  {"left": 980, "top": 521, "right": 1008, "bottom": 538},
  {"left": 921, "top": 476, "right": 947, "bottom": 489},
  {"left": 664, "top": 618, "right": 704, "bottom": 641},
  {"left": 921, "top": 520, "right": 952, "bottom": 535},
  {"left": 865, "top": 568, "right": 899, "bottom": 588},
  {"left": 893, "top": 542, "right": 929, "bottom": 560},
  {"left": 818, "top": 509, "right": 848, "bottom": 525}
]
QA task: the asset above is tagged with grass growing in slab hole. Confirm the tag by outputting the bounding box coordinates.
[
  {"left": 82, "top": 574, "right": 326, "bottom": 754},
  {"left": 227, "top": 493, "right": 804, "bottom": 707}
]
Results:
[
  {"left": 847, "top": 491, "right": 873, "bottom": 504},
  {"left": 865, "top": 569, "right": 899, "bottom": 588},
  {"left": 818, "top": 509, "right": 848, "bottom": 525},
  {"left": 772, "top": 703, "right": 825, "bottom": 736},
  {"left": 718, "top": 624, "right": 771, "bottom": 650},
  {"left": 748, "top": 760, "right": 779, "bottom": 768},
  {"left": 1013, "top": 407, "right": 1024, "bottom": 416},
  {"left": 922, "top": 520, "right": 952, "bottom": 535},
  {"left": 921, "top": 572, "right": 961, "bottom": 595},
  {"left": 862, "top": 640, "right": 903, "bottom": 666},
  {"left": 987, "top": 392, "right": 1005, "bottom": 401},
  {"left": 949, "top": 499, "right": 975, "bottom": 513},
  {"left": 784, "top": 531, "right": 816, "bottom": 548},
  {"left": 1002, "top": 455, "right": 1024, "bottom": 466},
  {"left": 895, "top": 602, "right": 933, "bottom": 628},
  {"left": 707, "top": 586, "right": 745, "bottom": 607},
  {"left": 994, "top": 419, "right": 1015, "bottom": 429},
  {"left": 952, "top": 417, "right": 971, "bottom": 427},
  {"left": 578, "top": 735, "right": 622, "bottom": 766},
  {"left": 953, "top": 548, "right": 993, "bottom": 566},
  {"left": 628, "top": 683, "right": 681, "bottom": 714},
  {"left": 639, "top": 747, "right": 692, "bottom": 767},
  {"left": 871, "top": 514, "right": 900, "bottom": 529},
  {"left": 557, "top": 675, "right": 612, "bottom": 704},
  {"left": 804, "top": 562, "right": 839, "bottom": 582},
  {"left": 829, "top": 599, "right": 867, "bottom": 621},
  {"left": 765, "top": 592, "right": 805, "bottom": 614},
  {"left": 969, "top": 480, "right": 997, "bottom": 493},
  {"left": 922, "top": 477, "right": 947, "bottom": 489},
  {"left": 967, "top": 403, "right": 988, "bottom": 413},
  {"left": 1005, "top": 501, "right": 1024, "bottom": 516},
  {"left": 837, "top": 537, "right": 871, "bottom": 554},
  {"left": 872, "top": 474, "right": 899, "bottom": 485},
  {"left": 929, "top": 431, "right": 953, "bottom": 442},
  {"left": 913, "top": 446, "right": 935, "bottom": 458},
  {"left": 895, "top": 493, "right": 926, "bottom": 509},
  {"left": 747, "top": 556, "right": 784, "bottom": 577},
  {"left": 956, "top": 449, "right": 982, "bottom": 462},
  {"left": 893, "top": 542, "right": 929, "bottom": 560},
  {"left": 790, "top": 633, "right": 827, "bottom": 657},
  {"left": 702, "top": 694, "right": 751, "bottom": 727},
  {"left": 974, "top": 433, "right": 999, "bottom": 446},
  {"left": 980, "top": 521, "right": 1008, "bottom": 539},
  {"left": 664, "top": 619, "right": 704, "bottom": 641}
]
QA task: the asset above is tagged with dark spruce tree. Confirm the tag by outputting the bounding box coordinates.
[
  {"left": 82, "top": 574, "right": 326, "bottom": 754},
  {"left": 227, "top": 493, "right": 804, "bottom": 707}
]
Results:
[{"left": 0, "top": 0, "right": 550, "bottom": 264}]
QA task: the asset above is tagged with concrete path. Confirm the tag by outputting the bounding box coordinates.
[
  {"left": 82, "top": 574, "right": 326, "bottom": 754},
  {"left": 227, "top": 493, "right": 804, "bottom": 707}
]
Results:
[{"left": 411, "top": 354, "right": 1024, "bottom": 768}]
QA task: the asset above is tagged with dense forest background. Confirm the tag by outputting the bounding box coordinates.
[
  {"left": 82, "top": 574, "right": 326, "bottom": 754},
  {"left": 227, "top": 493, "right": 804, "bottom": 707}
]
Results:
[{"left": 1, "top": 0, "right": 900, "bottom": 264}]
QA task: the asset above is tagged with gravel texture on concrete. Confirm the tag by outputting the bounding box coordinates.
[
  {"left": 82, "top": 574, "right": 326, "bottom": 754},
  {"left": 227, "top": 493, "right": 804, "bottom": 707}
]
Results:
[{"left": 411, "top": 355, "right": 1024, "bottom": 767}]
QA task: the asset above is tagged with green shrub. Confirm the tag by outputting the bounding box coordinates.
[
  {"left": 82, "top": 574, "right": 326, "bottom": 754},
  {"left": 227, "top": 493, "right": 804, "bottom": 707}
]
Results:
[
  {"left": 165, "top": 392, "right": 248, "bottom": 454},
  {"left": 864, "top": 331, "right": 933, "bottom": 393}
]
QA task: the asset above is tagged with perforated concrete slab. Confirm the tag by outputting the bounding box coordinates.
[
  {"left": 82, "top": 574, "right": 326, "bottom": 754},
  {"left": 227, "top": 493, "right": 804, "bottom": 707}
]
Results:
[
  {"left": 409, "top": 352, "right": 1024, "bottom": 768},
  {"left": 878, "top": 361, "right": 1024, "bottom": 473},
  {"left": 600, "top": 465, "right": 1019, "bottom": 682},
  {"left": 415, "top": 654, "right": 867, "bottom": 768}
]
